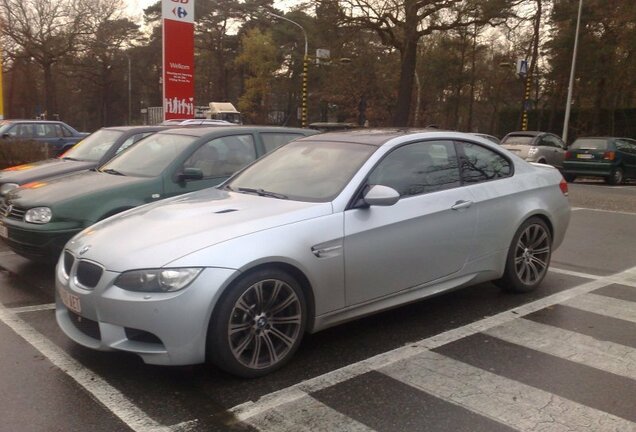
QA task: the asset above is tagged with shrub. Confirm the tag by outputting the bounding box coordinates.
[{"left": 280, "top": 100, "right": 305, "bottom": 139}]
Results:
[{"left": 0, "top": 140, "right": 51, "bottom": 169}]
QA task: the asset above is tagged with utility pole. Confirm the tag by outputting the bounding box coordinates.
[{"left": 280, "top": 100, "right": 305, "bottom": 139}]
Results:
[{"left": 562, "top": 0, "right": 583, "bottom": 144}]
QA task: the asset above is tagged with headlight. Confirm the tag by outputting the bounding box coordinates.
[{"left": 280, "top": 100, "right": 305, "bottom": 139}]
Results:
[
  {"left": 0, "top": 183, "right": 19, "bottom": 196},
  {"left": 24, "top": 207, "right": 52, "bottom": 224},
  {"left": 527, "top": 147, "right": 539, "bottom": 156},
  {"left": 114, "top": 268, "right": 202, "bottom": 292}
]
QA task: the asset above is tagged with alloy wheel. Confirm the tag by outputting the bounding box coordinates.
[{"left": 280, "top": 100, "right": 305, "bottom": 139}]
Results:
[
  {"left": 514, "top": 223, "right": 550, "bottom": 285},
  {"left": 227, "top": 278, "right": 303, "bottom": 370}
]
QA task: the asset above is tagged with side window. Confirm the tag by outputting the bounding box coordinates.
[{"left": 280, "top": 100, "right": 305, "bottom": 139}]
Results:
[
  {"left": 13, "top": 124, "right": 34, "bottom": 138},
  {"left": 368, "top": 140, "right": 460, "bottom": 197},
  {"left": 261, "top": 133, "right": 304, "bottom": 153},
  {"left": 459, "top": 142, "right": 512, "bottom": 184},
  {"left": 183, "top": 134, "right": 256, "bottom": 178},
  {"left": 615, "top": 140, "right": 627, "bottom": 151},
  {"left": 36, "top": 124, "right": 57, "bottom": 138},
  {"left": 61, "top": 125, "right": 73, "bottom": 137},
  {"left": 539, "top": 136, "right": 553, "bottom": 147}
]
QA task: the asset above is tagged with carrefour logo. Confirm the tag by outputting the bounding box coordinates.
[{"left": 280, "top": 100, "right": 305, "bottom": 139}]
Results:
[{"left": 172, "top": 6, "right": 187, "bottom": 18}]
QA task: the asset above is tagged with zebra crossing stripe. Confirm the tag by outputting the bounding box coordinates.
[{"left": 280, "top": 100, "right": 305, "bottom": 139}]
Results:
[
  {"left": 230, "top": 268, "right": 624, "bottom": 422},
  {"left": 242, "top": 395, "right": 374, "bottom": 432},
  {"left": 485, "top": 318, "right": 636, "bottom": 381},
  {"left": 564, "top": 292, "right": 636, "bottom": 324},
  {"left": 381, "top": 350, "right": 635, "bottom": 432}
]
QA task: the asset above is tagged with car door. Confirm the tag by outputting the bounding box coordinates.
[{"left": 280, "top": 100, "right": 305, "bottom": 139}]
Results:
[
  {"left": 343, "top": 140, "right": 476, "bottom": 306},
  {"left": 165, "top": 132, "right": 258, "bottom": 196},
  {"left": 547, "top": 135, "right": 566, "bottom": 169}
]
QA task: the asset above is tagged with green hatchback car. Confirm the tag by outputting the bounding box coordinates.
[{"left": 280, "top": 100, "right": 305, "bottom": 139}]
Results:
[
  {"left": 562, "top": 137, "right": 636, "bottom": 184},
  {"left": 0, "top": 126, "right": 316, "bottom": 261}
]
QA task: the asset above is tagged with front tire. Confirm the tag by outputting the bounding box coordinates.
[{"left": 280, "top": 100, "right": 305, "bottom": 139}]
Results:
[
  {"left": 496, "top": 217, "right": 552, "bottom": 293},
  {"left": 207, "top": 268, "right": 307, "bottom": 378}
]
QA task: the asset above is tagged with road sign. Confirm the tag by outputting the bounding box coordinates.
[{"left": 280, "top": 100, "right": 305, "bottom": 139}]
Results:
[{"left": 516, "top": 59, "right": 528, "bottom": 78}]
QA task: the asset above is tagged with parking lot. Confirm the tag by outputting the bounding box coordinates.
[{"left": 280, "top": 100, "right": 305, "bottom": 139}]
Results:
[{"left": 1, "top": 180, "right": 635, "bottom": 432}]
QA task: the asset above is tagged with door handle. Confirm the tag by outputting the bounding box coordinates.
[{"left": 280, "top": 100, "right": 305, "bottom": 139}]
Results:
[{"left": 451, "top": 200, "right": 473, "bottom": 211}]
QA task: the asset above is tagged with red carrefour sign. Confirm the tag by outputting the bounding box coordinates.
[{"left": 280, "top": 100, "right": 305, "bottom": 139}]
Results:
[{"left": 162, "top": 0, "right": 195, "bottom": 120}]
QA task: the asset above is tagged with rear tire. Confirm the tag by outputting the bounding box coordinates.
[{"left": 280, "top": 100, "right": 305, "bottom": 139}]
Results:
[
  {"left": 495, "top": 217, "right": 552, "bottom": 293},
  {"left": 606, "top": 167, "right": 624, "bottom": 185},
  {"left": 207, "top": 268, "right": 306, "bottom": 378}
]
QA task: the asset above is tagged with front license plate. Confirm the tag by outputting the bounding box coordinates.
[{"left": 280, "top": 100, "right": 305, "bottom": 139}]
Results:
[
  {"left": 577, "top": 154, "right": 594, "bottom": 159},
  {"left": 0, "top": 224, "right": 6, "bottom": 239},
  {"left": 59, "top": 288, "right": 82, "bottom": 314}
]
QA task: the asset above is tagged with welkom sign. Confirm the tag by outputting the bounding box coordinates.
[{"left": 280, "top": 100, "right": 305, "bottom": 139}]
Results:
[{"left": 162, "top": 0, "right": 195, "bottom": 121}]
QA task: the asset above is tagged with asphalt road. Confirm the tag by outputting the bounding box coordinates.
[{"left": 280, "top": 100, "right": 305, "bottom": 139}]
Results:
[{"left": 0, "top": 181, "right": 635, "bottom": 432}]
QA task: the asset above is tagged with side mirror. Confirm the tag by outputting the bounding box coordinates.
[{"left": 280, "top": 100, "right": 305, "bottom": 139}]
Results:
[
  {"left": 363, "top": 185, "right": 400, "bottom": 207},
  {"left": 179, "top": 167, "right": 203, "bottom": 182}
]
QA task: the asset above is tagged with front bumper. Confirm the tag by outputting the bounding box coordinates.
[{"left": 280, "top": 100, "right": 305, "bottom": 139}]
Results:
[
  {"left": 55, "top": 251, "right": 239, "bottom": 366},
  {"left": 0, "top": 222, "right": 79, "bottom": 261}
]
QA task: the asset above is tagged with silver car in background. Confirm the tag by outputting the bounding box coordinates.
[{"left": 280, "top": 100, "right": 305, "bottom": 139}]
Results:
[
  {"left": 56, "top": 130, "right": 570, "bottom": 377},
  {"left": 501, "top": 131, "right": 566, "bottom": 169}
]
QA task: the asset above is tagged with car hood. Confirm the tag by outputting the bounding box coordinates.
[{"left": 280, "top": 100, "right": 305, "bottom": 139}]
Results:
[
  {"left": 0, "top": 159, "right": 94, "bottom": 187},
  {"left": 66, "top": 188, "right": 332, "bottom": 271},
  {"left": 6, "top": 170, "right": 150, "bottom": 207}
]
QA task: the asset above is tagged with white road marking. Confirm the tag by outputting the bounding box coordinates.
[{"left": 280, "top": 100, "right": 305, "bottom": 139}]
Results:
[
  {"left": 242, "top": 396, "right": 374, "bottom": 432},
  {"left": 571, "top": 207, "right": 636, "bottom": 216},
  {"left": 231, "top": 266, "right": 635, "bottom": 422},
  {"left": 382, "top": 350, "right": 635, "bottom": 432},
  {"left": 0, "top": 302, "right": 174, "bottom": 432},
  {"left": 548, "top": 266, "right": 599, "bottom": 279},
  {"left": 564, "top": 292, "right": 636, "bottom": 324},
  {"left": 10, "top": 303, "right": 56, "bottom": 314},
  {"left": 485, "top": 318, "right": 636, "bottom": 381}
]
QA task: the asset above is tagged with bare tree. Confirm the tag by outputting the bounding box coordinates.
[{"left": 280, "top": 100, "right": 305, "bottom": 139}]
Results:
[
  {"left": 337, "top": 0, "right": 518, "bottom": 126},
  {"left": 0, "top": 0, "right": 123, "bottom": 116}
]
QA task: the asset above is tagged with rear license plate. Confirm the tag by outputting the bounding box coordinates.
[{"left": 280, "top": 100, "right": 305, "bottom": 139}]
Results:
[
  {"left": 59, "top": 288, "right": 82, "bottom": 314},
  {"left": 577, "top": 154, "right": 594, "bottom": 159},
  {"left": 0, "top": 224, "right": 6, "bottom": 239}
]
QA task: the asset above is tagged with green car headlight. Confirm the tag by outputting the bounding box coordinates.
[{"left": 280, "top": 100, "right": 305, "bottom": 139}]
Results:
[
  {"left": 24, "top": 207, "right": 52, "bottom": 224},
  {"left": 114, "top": 268, "right": 202, "bottom": 292}
]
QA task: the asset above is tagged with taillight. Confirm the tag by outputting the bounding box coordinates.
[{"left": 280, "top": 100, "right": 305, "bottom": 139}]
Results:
[
  {"left": 603, "top": 151, "right": 615, "bottom": 160},
  {"left": 559, "top": 178, "right": 568, "bottom": 196},
  {"left": 565, "top": 151, "right": 572, "bottom": 159}
]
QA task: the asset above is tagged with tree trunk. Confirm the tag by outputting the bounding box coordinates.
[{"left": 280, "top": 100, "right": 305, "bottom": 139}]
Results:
[
  {"left": 42, "top": 62, "right": 56, "bottom": 117},
  {"left": 392, "top": 26, "right": 418, "bottom": 127}
]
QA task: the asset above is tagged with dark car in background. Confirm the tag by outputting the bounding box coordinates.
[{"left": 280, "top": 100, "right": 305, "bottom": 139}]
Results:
[
  {"left": 562, "top": 137, "right": 636, "bottom": 184},
  {"left": 0, "top": 126, "right": 317, "bottom": 261},
  {"left": 501, "top": 131, "right": 566, "bottom": 169},
  {"left": 0, "top": 126, "right": 169, "bottom": 197},
  {"left": 0, "top": 120, "right": 88, "bottom": 155}
]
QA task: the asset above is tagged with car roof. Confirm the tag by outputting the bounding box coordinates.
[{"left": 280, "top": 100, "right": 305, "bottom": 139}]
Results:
[
  {"left": 155, "top": 125, "right": 314, "bottom": 138},
  {"left": 102, "top": 125, "right": 172, "bottom": 133},
  {"left": 503, "top": 131, "right": 545, "bottom": 137},
  {"left": 0, "top": 119, "right": 68, "bottom": 124},
  {"left": 297, "top": 128, "right": 444, "bottom": 146}
]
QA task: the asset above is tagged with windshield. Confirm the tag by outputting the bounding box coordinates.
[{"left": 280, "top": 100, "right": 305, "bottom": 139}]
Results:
[
  {"left": 227, "top": 140, "right": 376, "bottom": 202},
  {"left": 502, "top": 135, "right": 534, "bottom": 145},
  {"left": 61, "top": 129, "right": 124, "bottom": 162},
  {"left": 570, "top": 138, "right": 609, "bottom": 150},
  {"left": 100, "top": 133, "right": 196, "bottom": 177}
]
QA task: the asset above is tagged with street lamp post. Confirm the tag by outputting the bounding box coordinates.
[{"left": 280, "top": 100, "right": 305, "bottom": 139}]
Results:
[
  {"left": 127, "top": 54, "right": 132, "bottom": 125},
  {"left": 266, "top": 11, "right": 309, "bottom": 127},
  {"left": 562, "top": 0, "right": 583, "bottom": 144}
]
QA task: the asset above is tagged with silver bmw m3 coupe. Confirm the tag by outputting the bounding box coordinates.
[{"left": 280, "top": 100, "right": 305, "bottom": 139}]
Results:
[{"left": 56, "top": 130, "right": 570, "bottom": 377}]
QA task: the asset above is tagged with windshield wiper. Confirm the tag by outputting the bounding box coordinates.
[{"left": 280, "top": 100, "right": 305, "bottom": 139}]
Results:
[
  {"left": 101, "top": 168, "right": 125, "bottom": 176},
  {"left": 237, "top": 187, "right": 288, "bottom": 199},
  {"left": 61, "top": 156, "right": 80, "bottom": 161},
  {"left": 221, "top": 184, "right": 234, "bottom": 191}
]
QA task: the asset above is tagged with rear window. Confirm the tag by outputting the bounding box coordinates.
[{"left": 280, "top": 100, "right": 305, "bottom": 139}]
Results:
[
  {"left": 502, "top": 135, "right": 533, "bottom": 145},
  {"left": 570, "top": 139, "right": 609, "bottom": 150}
]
